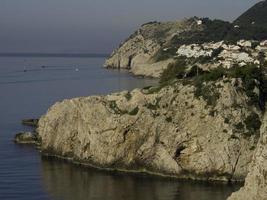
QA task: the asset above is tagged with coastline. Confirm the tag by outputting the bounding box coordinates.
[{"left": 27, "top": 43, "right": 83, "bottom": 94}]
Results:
[
  {"left": 20, "top": 78, "right": 259, "bottom": 184},
  {"left": 40, "top": 151, "right": 245, "bottom": 184}
]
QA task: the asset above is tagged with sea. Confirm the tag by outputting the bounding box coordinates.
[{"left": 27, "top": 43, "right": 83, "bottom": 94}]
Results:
[{"left": 0, "top": 55, "right": 241, "bottom": 200}]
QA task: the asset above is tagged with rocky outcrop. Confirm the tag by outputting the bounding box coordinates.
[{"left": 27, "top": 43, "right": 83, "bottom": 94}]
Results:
[
  {"left": 104, "top": 19, "right": 203, "bottom": 77},
  {"left": 104, "top": 16, "right": 267, "bottom": 78},
  {"left": 15, "top": 118, "right": 39, "bottom": 144},
  {"left": 227, "top": 113, "right": 267, "bottom": 200},
  {"left": 22, "top": 119, "right": 39, "bottom": 127},
  {"left": 130, "top": 58, "right": 175, "bottom": 78},
  {"left": 37, "top": 79, "right": 259, "bottom": 182},
  {"left": 104, "top": 0, "right": 267, "bottom": 78},
  {"left": 14, "top": 132, "right": 38, "bottom": 144}
]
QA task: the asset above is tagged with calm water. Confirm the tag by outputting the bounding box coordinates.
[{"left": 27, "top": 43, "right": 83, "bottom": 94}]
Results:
[{"left": 0, "top": 56, "right": 240, "bottom": 200}]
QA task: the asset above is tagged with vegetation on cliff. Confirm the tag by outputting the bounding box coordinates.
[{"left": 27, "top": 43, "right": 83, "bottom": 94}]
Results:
[
  {"left": 158, "top": 55, "right": 267, "bottom": 136},
  {"left": 226, "top": 0, "right": 267, "bottom": 42},
  {"left": 171, "top": 18, "right": 232, "bottom": 45},
  {"left": 234, "top": 0, "right": 267, "bottom": 26}
]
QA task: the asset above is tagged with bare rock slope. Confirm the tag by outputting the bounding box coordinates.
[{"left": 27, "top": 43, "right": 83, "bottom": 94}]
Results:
[
  {"left": 104, "top": 19, "right": 202, "bottom": 77},
  {"left": 37, "top": 78, "right": 260, "bottom": 182},
  {"left": 228, "top": 113, "right": 267, "bottom": 200}
]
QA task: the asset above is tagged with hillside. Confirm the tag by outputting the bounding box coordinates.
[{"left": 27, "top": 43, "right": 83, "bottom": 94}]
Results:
[
  {"left": 105, "top": 1, "right": 267, "bottom": 77},
  {"left": 225, "top": 0, "right": 267, "bottom": 42},
  {"left": 234, "top": 0, "right": 267, "bottom": 26},
  {"left": 104, "top": 18, "right": 235, "bottom": 77}
]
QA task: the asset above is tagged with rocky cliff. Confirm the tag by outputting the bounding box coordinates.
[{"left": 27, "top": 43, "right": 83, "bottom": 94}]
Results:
[
  {"left": 105, "top": 1, "right": 267, "bottom": 78},
  {"left": 227, "top": 113, "right": 267, "bottom": 200},
  {"left": 36, "top": 75, "right": 261, "bottom": 182},
  {"left": 104, "top": 18, "right": 208, "bottom": 77},
  {"left": 104, "top": 24, "right": 267, "bottom": 78}
]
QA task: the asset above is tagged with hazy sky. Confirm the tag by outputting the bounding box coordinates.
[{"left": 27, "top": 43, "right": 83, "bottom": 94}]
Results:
[{"left": 0, "top": 0, "right": 262, "bottom": 53}]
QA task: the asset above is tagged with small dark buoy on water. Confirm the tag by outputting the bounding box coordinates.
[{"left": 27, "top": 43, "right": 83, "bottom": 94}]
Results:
[{"left": 41, "top": 65, "right": 46, "bottom": 68}]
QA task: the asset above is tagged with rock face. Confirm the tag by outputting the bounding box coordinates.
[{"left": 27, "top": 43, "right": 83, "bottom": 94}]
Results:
[
  {"left": 37, "top": 79, "right": 259, "bottom": 182},
  {"left": 227, "top": 113, "right": 267, "bottom": 200},
  {"left": 104, "top": 19, "right": 202, "bottom": 77},
  {"left": 104, "top": 17, "right": 267, "bottom": 78},
  {"left": 104, "top": 1, "right": 267, "bottom": 78}
]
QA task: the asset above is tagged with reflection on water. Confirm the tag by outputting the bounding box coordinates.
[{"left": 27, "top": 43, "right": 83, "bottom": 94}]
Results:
[
  {"left": 41, "top": 157, "right": 241, "bottom": 200},
  {"left": 0, "top": 56, "right": 241, "bottom": 200}
]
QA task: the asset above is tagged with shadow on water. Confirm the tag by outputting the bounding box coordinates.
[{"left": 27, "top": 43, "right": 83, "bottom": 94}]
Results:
[{"left": 41, "top": 157, "right": 241, "bottom": 200}]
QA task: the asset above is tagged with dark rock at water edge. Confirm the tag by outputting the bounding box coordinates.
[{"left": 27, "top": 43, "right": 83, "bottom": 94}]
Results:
[
  {"left": 14, "top": 132, "right": 38, "bottom": 144},
  {"left": 22, "top": 119, "right": 39, "bottom": 127}
]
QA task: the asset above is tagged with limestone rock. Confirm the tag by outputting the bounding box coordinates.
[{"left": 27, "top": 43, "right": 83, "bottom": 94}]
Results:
[
  {"left": 227, "top": 113, "right": 267, "bottom": 200},
  {"left": 37, "top": 79, "right": 259, "bottom": 181},
  {"left": 104, "top": 19, "right": 200, "bottom": 77},
  {"left": 130, "top": 59, "right": 174, "bottom": 78}
]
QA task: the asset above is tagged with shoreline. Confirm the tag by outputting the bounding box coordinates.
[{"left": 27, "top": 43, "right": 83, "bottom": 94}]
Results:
[{"left": 40, "top": 151, "right": 245, "bottom": 185}]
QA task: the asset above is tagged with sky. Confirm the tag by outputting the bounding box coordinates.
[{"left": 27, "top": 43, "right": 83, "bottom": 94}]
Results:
[{"left": 0, "top": 0, "right": 262, "bottom": 54}]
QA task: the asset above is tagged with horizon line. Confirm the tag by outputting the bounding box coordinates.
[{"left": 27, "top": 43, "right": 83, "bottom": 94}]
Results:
[{"left": 0, "top": 52, "right": 109, "bottom": 58}]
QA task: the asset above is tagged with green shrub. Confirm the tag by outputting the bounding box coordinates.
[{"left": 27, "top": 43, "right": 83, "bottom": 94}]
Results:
[
  {"left": 146, "top": 103, "right": 158, "bottom": 110},
  {"left": 108, "top": 101, "right": 127, "bottom": 115},
  {"left": 109, "top": 101, "right": 140, "bottom": 116},
  {"left": 143, "top": 86, "right": 152, "bottom": 90},
  {"left": 251, "top": 41, "right": 260, "bottom": 49},
  {"left": 193, "top": 67, "right": 225, "bottom": 106},
  {"left": 185, "top": 65, "right": 205, "bottom": 78},
  {"left": 198, "top": 56, "right": 212, "bottom": 64},
  {"left": 226, "top": 25, "right": 267, "bottom": 42},
  {"left": 229, "top": 64, "right": 266, "bottom": 108},
  {"left": 209, "top": 110, "right": 216, "bottom": 117},
  {"left": 171, "top": 18, "right": 232, "bottom": 45},
  {"left": 224, "top": 118, "right": 230, "bottom": 124},
  {"left": 159, "top": 57, "right": 267, "bottom": 110},
  {"left": 229, "top": 63, "right": 261, "bottom": 80},
  {"left": 124, "top": 92, "right": 132, "bottom": 101},
  {"left": 194, "top": 84, "right": 220, "bottom": 106},
  {"left": 166, "top": 117, "right": 173, "bottom": 122},
  {"left": 128, "top": 107, "right": 139, "bottom": 115},
  {"left": 145, "top": 97, "right": 161, "bottom": 110},
  {"left": 154, "top": 47, "right": 178, "bottom": 62},
  {"left": 194, "top": 63, "right": 267, "bottom": 109},
  {"left": 160, "top": 57, "right": 187, "bottom": 84},
  {"left": 199, "top": 66, "right": 225, "bottom": 82},
  {"left": 141, "top": 21, "right": 159, "bottom": 27},
  {"left": 235, "top": 122, "right": 244, "bottom": 130},
  {"left": 244, "top": 113, "right": 261, "bottom": 135}
]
